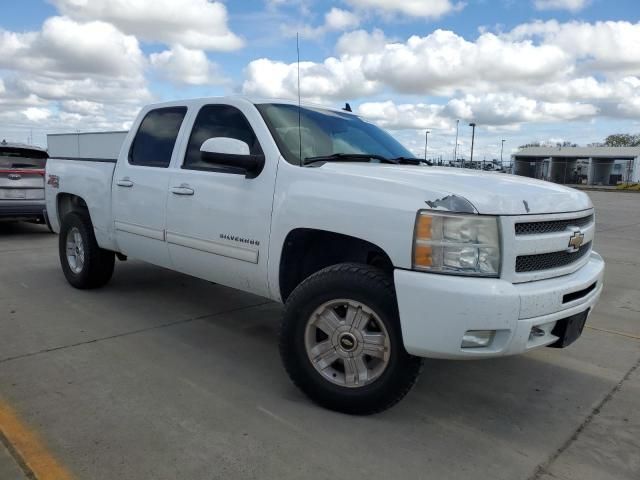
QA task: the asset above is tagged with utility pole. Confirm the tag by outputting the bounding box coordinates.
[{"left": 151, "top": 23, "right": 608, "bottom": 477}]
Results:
[
  {"left": 454, "top": 120, "right": 459, "bottom": 167},
  {"left": 424, "top": 130, "right": 430, "bottom": 161},
  {"left": 500, "top": 139, "right": 505, "bottom": 166},
  {"left": 469, "top": 122, "right": 476, "bottom": 165}
]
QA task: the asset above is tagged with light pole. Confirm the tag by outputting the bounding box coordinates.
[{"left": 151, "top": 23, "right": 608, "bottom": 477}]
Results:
[
  {"left": 500, "top": 139, "right": 505, "bottom": 166},
  {"left": 469, "top": 122, "right": 476, "bottom": 166},
  {"left": 454, "top": 120, "right": 459, "bottom": 166},
  {"left": 424, "top": 130, "right": 430, "bottom": 161}
]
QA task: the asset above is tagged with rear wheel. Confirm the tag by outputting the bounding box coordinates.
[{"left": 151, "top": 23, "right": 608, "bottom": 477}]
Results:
[
  {"left": 279, "top": 263, "right": 423, "bottom": 415},
  {"left": 59, "top": 212, "right": 114, "bottom": 289}
]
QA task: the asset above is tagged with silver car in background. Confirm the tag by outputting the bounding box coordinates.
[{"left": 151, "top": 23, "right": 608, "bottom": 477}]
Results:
[{"left": 0, "top": 140, "right": 50, "bottom": 228}]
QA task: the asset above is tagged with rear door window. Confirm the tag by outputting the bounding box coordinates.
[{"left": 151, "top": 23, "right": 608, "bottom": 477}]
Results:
[{"left": 129, "top": 107, "right": 187, "bottom": 167}]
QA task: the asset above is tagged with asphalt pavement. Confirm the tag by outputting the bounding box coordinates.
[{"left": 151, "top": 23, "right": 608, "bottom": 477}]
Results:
[{"left": 0, "top": 190, "right": 638, "bottom": 480}]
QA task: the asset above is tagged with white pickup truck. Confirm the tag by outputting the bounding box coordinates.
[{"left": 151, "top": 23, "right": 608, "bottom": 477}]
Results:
[{"left": 45, "top": 97, "right": 604, "bottom": 414}]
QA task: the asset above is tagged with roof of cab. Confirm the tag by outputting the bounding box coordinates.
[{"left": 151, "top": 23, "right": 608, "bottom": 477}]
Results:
[{"left": 143, "top": 96, "right": 359, "bottom": 116}]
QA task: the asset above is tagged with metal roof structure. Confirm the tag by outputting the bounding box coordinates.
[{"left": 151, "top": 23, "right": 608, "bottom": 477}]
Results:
[{"left": 514, "top": 146, "right": 640, "bottom": 159}]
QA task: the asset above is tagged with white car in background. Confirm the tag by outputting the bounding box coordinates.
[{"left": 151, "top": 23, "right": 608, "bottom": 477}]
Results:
[{"left": 0, "top": 140, "right": 51, "bottom": 228}]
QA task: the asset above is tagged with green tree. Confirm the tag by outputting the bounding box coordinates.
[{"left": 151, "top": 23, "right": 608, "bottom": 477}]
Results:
[
  {"left": 603, "top": 133, "right": 640, "bottom": 147},
  {"left": 518, "top": 142, "right": 541, "bottom": 149}
]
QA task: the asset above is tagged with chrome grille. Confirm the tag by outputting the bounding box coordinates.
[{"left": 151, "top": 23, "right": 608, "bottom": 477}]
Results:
[
  {"left": 516, "top": 242, "right": 592, "bottom": 273},
  {"left": 515, "top": 214, "right": 593, "bottom": 235}
]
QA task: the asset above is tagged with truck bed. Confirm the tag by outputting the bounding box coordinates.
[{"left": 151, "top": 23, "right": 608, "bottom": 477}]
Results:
[{"left": 45, "top": 158, "right": 117, "bottom": 250}]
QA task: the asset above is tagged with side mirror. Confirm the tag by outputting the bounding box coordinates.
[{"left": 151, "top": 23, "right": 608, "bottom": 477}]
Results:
[{"left": 199, "top": 137, "right": 264, "bottom": 179}]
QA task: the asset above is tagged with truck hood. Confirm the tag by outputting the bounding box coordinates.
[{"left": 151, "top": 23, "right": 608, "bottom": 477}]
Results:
[{"left": 319, "top": 163, "right": 593, "bottom": 215}]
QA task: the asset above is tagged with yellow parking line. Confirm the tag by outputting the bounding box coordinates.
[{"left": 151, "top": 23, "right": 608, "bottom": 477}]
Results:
[{"left": 0, "top": 399, "right": 73, "bottom": 480}]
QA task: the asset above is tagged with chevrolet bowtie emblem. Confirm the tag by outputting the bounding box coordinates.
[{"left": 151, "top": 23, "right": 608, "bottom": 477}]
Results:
[{"left": 567, "top": 231, "right": 585, "bottom": 252}]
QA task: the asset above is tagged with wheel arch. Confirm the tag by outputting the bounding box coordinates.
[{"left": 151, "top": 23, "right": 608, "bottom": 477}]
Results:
[
  {"left": 56, "top": 193, "right": 90, "bottom": 225},
  {"left": 278, "top": 228, "right": 394, "bottom": 302}
]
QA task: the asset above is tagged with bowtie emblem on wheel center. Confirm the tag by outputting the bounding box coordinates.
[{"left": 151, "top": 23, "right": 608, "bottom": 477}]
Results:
[
  {"left": 338, "top": 332, "right": 357, "bottom": 352},
  {"left": 567, "top": 230, "right": 585, "bottom": 253}
]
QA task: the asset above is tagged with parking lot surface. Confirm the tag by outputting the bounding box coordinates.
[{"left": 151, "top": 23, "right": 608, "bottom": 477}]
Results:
[{"left": 1, "top": 191, "right": 639, "bottom": 480}]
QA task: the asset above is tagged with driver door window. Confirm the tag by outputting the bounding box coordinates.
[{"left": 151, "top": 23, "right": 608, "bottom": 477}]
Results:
[{"left": 182, "top": 105, "right": 262, "bottom": 172}]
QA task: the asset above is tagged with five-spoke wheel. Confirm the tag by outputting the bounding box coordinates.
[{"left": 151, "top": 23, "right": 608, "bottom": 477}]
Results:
[
  {"left": 59, "top": 212, "right": 115, "bottom": 289},
  {"left": 65, "top": 226, "right": 86, "bottom": 274},
  {"left": 280, "top": 263, "right": 423, "bottom": 415},
  {"left": 305, "top": 299, "right": 390, "bottom": 388}
]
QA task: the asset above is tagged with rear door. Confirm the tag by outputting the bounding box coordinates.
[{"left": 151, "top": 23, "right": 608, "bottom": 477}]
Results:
[
  {"left": 112, "top": 106, "right": 187, "bottom": 268},
  {"left": 165, "top": 102, "right": 276, "bottom": 297},
  {"left": 0, "top": 145, "right": 47, "bottom": 217}
]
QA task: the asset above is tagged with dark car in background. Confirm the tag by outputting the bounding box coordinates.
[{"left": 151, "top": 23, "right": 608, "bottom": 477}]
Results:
[{"left": 0, "top": 139, "right": 50, "bottom": 228}]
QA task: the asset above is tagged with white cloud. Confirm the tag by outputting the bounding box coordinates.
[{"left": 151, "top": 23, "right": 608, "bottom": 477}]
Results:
[
  {"left": 246, "top": 28, "right": 572, "bottom": 99},
  {"left": 507, "top": 20, "right": 640, "bottom": 73},
  {"left": 0, "top": 16, "right": 144, "bottom": 78},
  {"left": 359, "top": 30, "right": 571, "bottom": 95},
  {"left": 242, "top": 57, "right": 380, "bottom": 101},
  {"left": 23, "top": 107, "right": 52, "bottom": 122},
  {"left": 345, "top": 0, "right": 464, "bottom": 19},
  {"left": 0, "top": 15, "right": 150, "bottom": 140},
  {"left": 356, "top": 94, "right": 598, "bottom": 132},
  {"left": 445, "top": 93, "right": 598, "bottom": 125},
  {"left": 335, "top": 29, "right": 388, "bottom": 55},
  {"left": 285, "top": 8, "right": 360, "bottom": 38},
  {"left": 325, "top": 8, "right": 360, "bottom": 31},
  {"left": 51, "top": 0, "right": 243, "bottom": 51},
  {"left": 531, "top": 76, "right": 640, "bottom": 103},
  {"left": 357, "top": 101, "right": 450, "bottom": 130},
  {"left": 60, "top": 99, "right": 103, "bottom": 115},
  {"left": 150, "top": 45, "right": 227, "bottom": 85},
  {"left": 533, "top": 0, "right": 589, "bottom": 12},
  {"left": 245, "top": 20, "right": 640, "bottom": 130}
]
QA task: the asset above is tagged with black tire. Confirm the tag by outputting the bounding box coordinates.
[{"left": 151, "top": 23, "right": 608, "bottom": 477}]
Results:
[
  {"left": 279, "top": 263, "right": 423, "bottom": 415},
  {"left": 59, "top": 211, "right": 115, "bottom": 289}
]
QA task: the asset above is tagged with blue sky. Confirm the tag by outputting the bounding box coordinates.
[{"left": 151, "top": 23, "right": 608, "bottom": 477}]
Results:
[{"left": 1, "top": 0, "right": 639, "bottom": 160}]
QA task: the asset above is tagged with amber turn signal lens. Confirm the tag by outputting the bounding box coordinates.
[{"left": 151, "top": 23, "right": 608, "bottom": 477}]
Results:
[
  {"left": 414, "top": 244, "right": 433, "bottom": 267},
  {"left": 416, "top": 214, "right": 432, "bottom": 239}
]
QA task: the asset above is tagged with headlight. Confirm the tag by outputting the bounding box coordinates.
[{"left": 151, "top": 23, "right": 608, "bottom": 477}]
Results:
[{"left": 413, "top": 211, "right": 501, "bottom": 277}]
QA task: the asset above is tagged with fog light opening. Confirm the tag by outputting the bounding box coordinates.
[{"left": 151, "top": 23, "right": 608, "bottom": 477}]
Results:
[
  {"left": 461, "top": 330, "right": 495, "bottom": 349},
  {"left": 530, "top": 326, "right": 545, "bottom": 339}
]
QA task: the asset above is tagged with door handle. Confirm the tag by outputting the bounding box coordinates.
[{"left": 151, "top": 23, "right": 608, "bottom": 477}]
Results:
[
  {"left": 170, "top": 184, "right": 194, "bottom": 196},
  {"left": 116, "top": 178, "right": 133, "bottom": 187}
]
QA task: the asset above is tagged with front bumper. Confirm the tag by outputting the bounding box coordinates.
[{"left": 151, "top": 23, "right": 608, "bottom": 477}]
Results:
[{"left": 394, "top": 252, "right": 604, "bottom": 359}]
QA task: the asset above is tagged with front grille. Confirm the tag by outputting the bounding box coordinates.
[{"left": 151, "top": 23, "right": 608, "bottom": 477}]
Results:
[
  {"left": 516, "top": 242, "right": 592, "bottom": 273},
  {"left": 515, "top": 214, "right": 593, "bottom": 235}
]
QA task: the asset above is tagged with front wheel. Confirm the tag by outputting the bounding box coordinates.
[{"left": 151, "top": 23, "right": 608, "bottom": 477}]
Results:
[
  {"left": 59, "top": 212, "right": 115, "bottom": 289},
  {"left": 279, "top": 263, "right": 423, "bottom": 415}
]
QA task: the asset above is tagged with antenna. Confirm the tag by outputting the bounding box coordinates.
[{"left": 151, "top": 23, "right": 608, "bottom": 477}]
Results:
[{"left": 296, "top": 32, "right": 303, "bottom": 166}]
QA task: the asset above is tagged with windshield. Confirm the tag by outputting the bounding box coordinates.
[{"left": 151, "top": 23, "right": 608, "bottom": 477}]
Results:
[{"left": 256, "top": 103, "right": 414, "bottom": 165}]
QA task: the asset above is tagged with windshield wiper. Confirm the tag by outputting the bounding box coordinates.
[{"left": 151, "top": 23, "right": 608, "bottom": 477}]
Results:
[
  {"left": 391, "top": 157, "right": 432, "bottom": 166},
  {"left": 303, "top": 153, "right": 399, "bottom": 166}
]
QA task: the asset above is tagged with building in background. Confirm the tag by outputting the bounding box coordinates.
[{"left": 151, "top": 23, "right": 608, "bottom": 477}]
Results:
[{"left": 512, "top": 146, "right": 640, "bottom": 186}]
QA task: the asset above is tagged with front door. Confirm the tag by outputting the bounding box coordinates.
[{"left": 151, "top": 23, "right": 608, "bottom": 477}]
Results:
[
  {"left": 165, "top": 103, "right": 276, "bottom": 297},
  {"left": 112, "top": 106, "right": 187, "bottom": 268}
]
